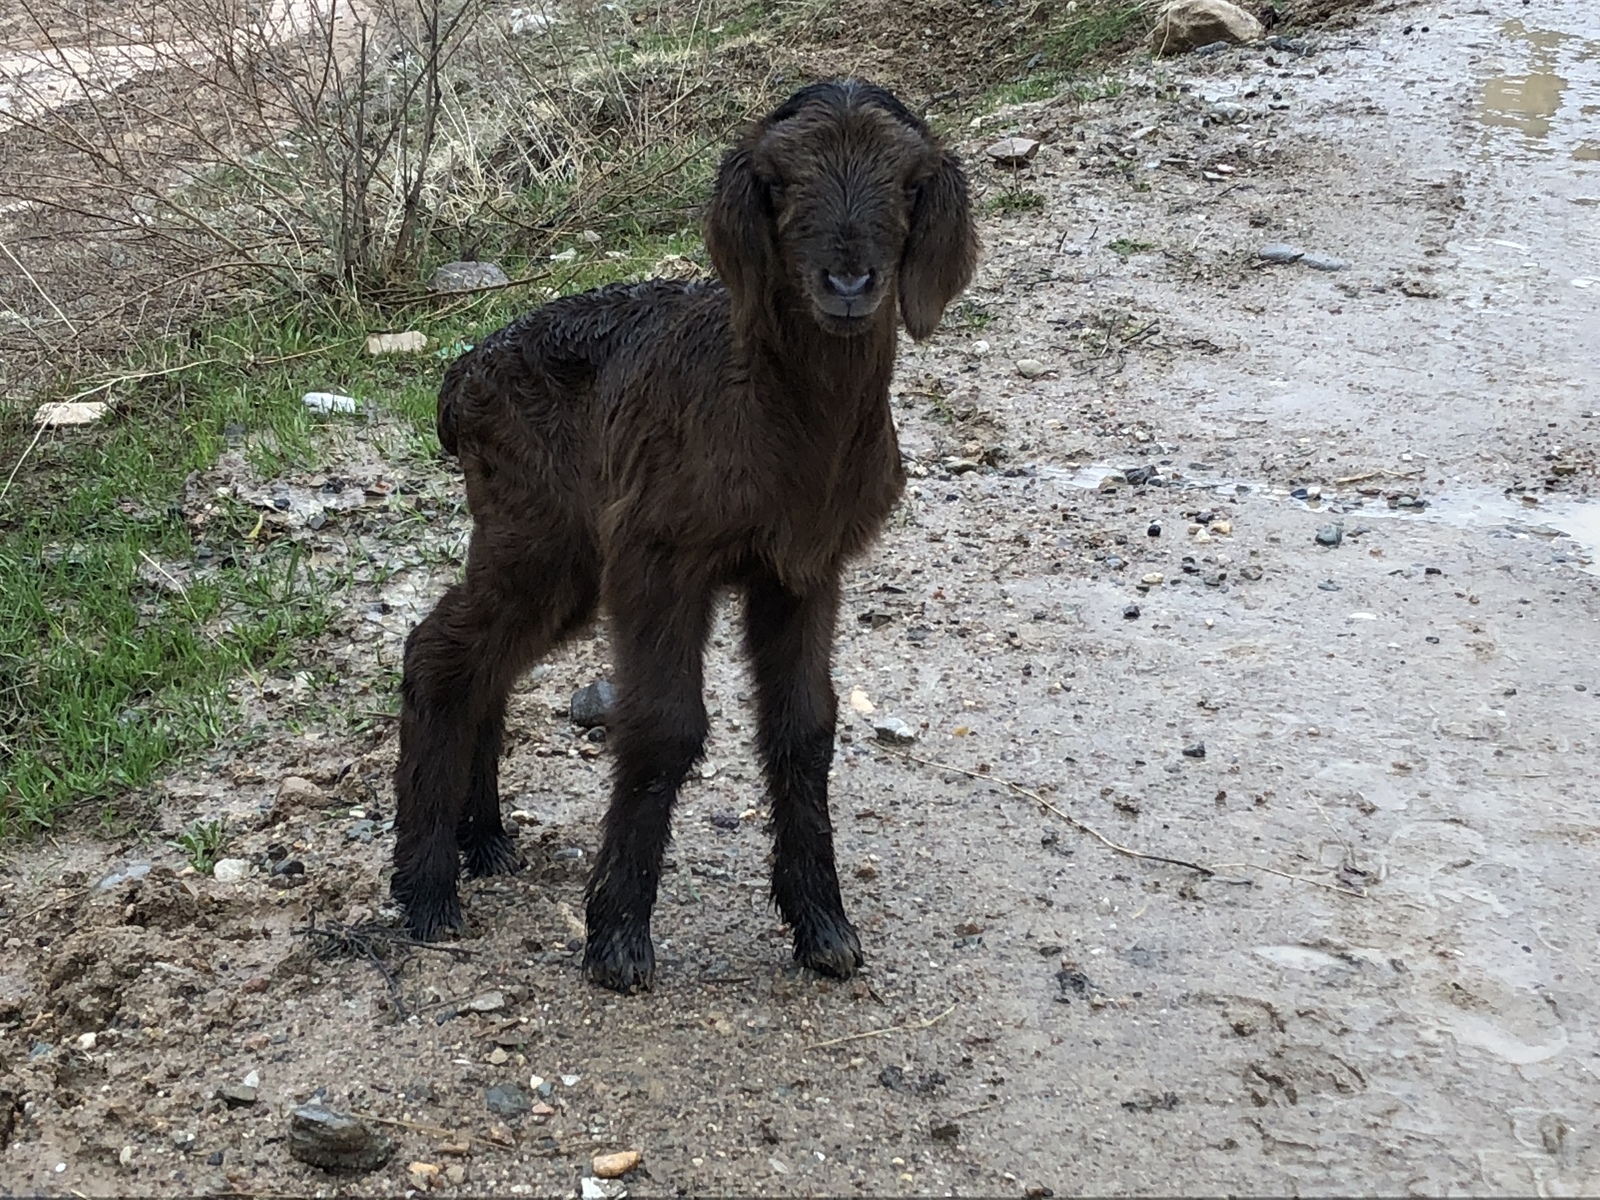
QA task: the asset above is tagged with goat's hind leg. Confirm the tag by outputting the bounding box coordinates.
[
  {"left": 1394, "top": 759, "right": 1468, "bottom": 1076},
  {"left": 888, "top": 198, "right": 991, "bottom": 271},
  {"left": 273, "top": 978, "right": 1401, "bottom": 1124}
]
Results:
[
  {"left": 394, "top": 525, "right": 598, "bottom": 939},
  {"left": 745, "top": 575, "right": 862, "bottom": 978},
  {"left": 458, "top": 707, "right": 522, "bottom": 878}
]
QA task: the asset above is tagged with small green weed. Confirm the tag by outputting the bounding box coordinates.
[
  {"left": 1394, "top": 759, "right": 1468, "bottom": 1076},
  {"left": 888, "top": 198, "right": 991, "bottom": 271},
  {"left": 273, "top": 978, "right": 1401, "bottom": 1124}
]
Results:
[
  {"left": 172, "top": 817, "right": 229, "bottom": 874},
  {"left": 988, "top": 188, "right": 1047, "bottom": 215},
  {"left": 1108, "top": 237, "right": 1157, "bottom": 256}
]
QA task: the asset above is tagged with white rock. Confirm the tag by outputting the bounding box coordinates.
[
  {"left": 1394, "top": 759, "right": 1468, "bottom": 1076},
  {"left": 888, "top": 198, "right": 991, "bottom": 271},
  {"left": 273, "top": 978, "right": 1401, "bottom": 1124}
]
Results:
[
  {"left": 848, "top": 688, "right": 877, "bottom": 715},
  {"left": 243, "top": 1069, "right": 260, "bottom": 1088},
  {"left": 212, "top": 858, "right": 250, "bottom": 883},
  {"left": 1151, "top": 0, "right": 1264, "bottom": 56},
  {"left": 74, "top": 1032, "right": 97, "bottom": 1051},
  {"left": 34, "top": 401, "right": 108, "bottom": 427},
  {"left": 1015, "top": 358, "right": 1049, "bottom": 379},
  {"left": 365, "top": 331, "right": 427, "bottom": 355},
  {"left": 463, "top": 991, "right": 506, "bottom": 1013}
]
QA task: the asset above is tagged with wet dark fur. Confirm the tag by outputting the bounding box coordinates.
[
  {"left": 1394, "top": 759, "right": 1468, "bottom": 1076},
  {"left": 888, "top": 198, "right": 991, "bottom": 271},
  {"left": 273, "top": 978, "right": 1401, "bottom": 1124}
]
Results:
[{"left": 390, "top": 80, "right": 978, "bottom": 992}]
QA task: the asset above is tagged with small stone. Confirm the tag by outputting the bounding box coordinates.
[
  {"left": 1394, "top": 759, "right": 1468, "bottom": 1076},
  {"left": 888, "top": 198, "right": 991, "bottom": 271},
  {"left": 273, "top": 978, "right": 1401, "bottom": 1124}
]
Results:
[
  {"left": 1147, "top": 521, "right": 1161, "bottom": 537},
  {"left": 1123, "top": 604, "right": 1141, "bottom": 620},
  {"left": 244, "top": 1070, "right": 260, "bottom": 1088},
  {"left": 1318, "top": 580, "right": 1342, "bottom": 592},
  {"left": 930, "top": 1120, "right": 961, "bottom": 1143},
  {"left": 874, "top": 717, "right": 917, "bottom": 745},
  {"left": 1140, "top": 572, "right": 1165, "bottom": 586},
  {"left": 488, "top": 1048, "right": 509, "bottom": 1066},
  {"left": 463, "top": 991, "right": 507, "bottom": 1014},
  {"left": 218, "top": 1083, "right": 258, "bottom": 1108},
  {"left": 986, "top": 136, "right": 1041, "bottom": 166},
  {"left": 410, "top": 1162, "right": 441, "bottom": 1187},
  {"left": 570, "top": 680, "right": 616, "bottom": 729},
  {"left": 1316, "top": 524, "right": 1344, "bottom": 547},
  {"left": 848, "top": 688, "right": 876, "bottom": 715},
  {"left": 119, "top": 1146, "right": 135, "bottom": 1167},
  {"left": 1211, "top": 520, "right": 1232, "bottom": 536},
  {"left": 1257, "top": 243, "right": 1304, "bottom": 264},
  {"left": 212, "top": 858, "right": 250, "bottom": 883},
  {"left": 429, "top": 261, "right": 510, "bottom": 292},
  {"left": 1015, "top": 358, "right": 1049, "bottom": 379},
  {"left": 74, "top": 1032, "right": 97, "bottom": 1051},
  {"left": 1183, "top": 742, "right": 1206, "bottom": 758},
  {"left": 1300, "top": 252, "right": 1349, "bottom": 272},
  {"left": 1240, "top": 565, "right": 1263, "bottom": 581},
  {"left": 276, "top": 775, "right": 326, "bottom": 810},
  {"left": 485, "top": 1084, "right": 531, "bottom": 1117},
  {"left": 446, "top": 1165, "right": 467, "bottom": 1185},
  {"left": 593, "top": 1150, "right": 643, "bottom": 1178},
  {"left": 345, "top": 819, "right": 376, "bottom": 843},
  {"left": 288, "top": 1105, "right": 395, "bottom": 1172},
  {"left": 271, "top": 859, "right": 306, "bottom": 878},
  {"left": 34, "top": 401, "right": 108, "bottom": 427},
  {"left": 365, "top": 331, "right": 428, "bottom": 355}
]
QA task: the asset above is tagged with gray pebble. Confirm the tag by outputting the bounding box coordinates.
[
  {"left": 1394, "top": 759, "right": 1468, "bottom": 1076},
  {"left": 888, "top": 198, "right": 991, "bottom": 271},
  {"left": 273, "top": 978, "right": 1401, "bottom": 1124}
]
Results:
[
  {"left": 1300, "top": 251, "right": 1349, "bottom": 271},
  {"left": 429, "top": 261, "right": 510, "bottom": 292},
  {"left": 218, "top": 1083, "right": 258, "bottom": 1108},
  {"left": 570, "top": 680, "right": 616, "bottom": 728},
  {"left": 1258, "top": 244, "right": 1305, "bottom": 264},
  {"left": 1316, "top": 524, "right": 1344, "bottom": 547},
  {"left": 288, "top": 1105, "right": 395, "bottom": 1172},
  {"left": 485, "top": 1083, "right": 531, "bottom": 1117},
  {"left": 873, "top": 717, "right": 917, "bottom": 745}
]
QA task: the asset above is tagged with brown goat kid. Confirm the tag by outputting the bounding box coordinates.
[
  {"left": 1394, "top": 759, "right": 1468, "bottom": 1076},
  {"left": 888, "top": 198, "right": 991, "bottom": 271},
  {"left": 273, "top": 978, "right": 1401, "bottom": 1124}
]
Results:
[{"left": 391, "top": 80, "right": 978, "bottom": 992}]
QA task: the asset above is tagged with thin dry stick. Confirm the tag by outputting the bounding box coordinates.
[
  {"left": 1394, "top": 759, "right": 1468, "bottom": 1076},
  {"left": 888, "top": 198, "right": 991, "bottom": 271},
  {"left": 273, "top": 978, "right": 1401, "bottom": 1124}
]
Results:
[
  {"left": 883, "top": 746, "right": 1369, "bottom": 899},
  {"left": 354, "top": 1112, "right": 461, "bottom": 1138},
  {"left": 880, "top": 746, "right": 1216, "bottom": 877},
  {"left": 0, "top": 423, "right": 49, "bottom": 506},
  {"left": 807, "top": 1003, "right": 957, "bottom": 1052}
]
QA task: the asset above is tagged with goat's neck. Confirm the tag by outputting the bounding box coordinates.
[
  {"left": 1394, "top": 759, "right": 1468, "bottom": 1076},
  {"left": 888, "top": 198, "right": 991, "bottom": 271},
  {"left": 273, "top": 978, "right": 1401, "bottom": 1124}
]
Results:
[{"left": 741, "top": 306, "right": 897, "bottom": 430}]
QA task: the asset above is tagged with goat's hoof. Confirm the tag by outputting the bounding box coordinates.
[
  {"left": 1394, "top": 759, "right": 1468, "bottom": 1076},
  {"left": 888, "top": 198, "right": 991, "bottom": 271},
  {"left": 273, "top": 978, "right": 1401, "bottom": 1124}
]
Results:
[
  {"left": 583, "top": 923, "right": 656, "bottom": 994},
  {"left": 393, "top": 883, "right": 466, "bottom": 942},
  {"left": 793, "top": 913, "right": 864, "bottom": 979},
  {"left": 462, "top": 833, "right": 524, "bottom": 879}
]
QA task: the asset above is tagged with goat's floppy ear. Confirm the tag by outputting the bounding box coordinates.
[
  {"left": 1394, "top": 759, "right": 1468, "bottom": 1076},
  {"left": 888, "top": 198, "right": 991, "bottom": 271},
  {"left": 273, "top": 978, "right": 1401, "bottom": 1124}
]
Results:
[
  {"left": 705, "top": 145, "right": 774, "bottom": 328},
  {"left": 899, "top": 150, "right": 978, "bottom": 341}
]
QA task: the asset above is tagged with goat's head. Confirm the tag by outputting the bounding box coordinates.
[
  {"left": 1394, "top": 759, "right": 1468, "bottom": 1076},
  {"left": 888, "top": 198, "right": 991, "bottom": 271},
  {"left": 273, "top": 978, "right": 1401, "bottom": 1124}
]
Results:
[{"left": 706, "top": 80, "right": 978, "bottom": 341}]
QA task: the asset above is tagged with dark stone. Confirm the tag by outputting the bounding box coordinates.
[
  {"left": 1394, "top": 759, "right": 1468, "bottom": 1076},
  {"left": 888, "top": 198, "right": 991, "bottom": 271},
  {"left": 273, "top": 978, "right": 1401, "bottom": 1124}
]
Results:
[
  {"left": 287, "top": 1105, "right": 395, "bottom": 1172},
  {"left": 570, "top": 680, "right": 616, "bottom": 729},
  {"left": 485, "top": 1084, "right": 531, "bottom": 1117}
]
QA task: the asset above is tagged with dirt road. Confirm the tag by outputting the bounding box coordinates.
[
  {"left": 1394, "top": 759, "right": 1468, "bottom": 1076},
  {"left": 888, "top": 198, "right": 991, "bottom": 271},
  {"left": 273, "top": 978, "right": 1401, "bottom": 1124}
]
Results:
[{"left": 4, "top": 0, "right": 1599, "bottom": 1194}]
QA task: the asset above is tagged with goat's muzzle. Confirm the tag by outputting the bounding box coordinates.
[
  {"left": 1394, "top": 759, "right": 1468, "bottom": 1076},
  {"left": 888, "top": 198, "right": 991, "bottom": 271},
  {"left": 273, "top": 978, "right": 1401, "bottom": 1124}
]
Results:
[{"left": 812, "top": 268, "right": 884, "bottom": 329}]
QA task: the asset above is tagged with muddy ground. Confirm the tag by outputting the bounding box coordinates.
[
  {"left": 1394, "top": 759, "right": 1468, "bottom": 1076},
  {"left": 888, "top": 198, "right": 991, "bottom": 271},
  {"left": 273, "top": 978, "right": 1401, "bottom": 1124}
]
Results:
[{"left": 5, "top": 0, "right": 1600, "bottom": 1194}]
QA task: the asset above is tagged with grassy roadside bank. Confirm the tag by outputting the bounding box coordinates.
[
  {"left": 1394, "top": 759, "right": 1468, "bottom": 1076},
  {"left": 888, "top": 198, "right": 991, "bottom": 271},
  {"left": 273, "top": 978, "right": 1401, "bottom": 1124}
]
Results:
[{"left": 0, "top": 0, "right": 1160, "bottom": 836}]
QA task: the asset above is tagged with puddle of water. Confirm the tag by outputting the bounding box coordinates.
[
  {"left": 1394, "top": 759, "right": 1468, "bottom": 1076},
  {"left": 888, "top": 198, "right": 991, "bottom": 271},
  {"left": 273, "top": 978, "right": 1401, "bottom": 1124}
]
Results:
[
  {"left": 1476, "top": 19, "right": 1600, "bottom": 147},
  {"left": 1253, "top": 944, "right": 1349, "bottom": 972}
]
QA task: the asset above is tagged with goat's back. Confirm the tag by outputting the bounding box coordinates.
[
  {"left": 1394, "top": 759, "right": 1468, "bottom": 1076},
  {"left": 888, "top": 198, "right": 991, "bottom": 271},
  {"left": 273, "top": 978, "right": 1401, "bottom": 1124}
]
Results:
[{"left": 436, "top": 278, "right": 726, "bottom": 457}]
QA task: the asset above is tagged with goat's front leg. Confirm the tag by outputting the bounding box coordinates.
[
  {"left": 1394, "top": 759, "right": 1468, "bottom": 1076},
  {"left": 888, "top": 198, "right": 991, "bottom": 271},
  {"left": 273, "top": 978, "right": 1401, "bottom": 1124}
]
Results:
[
  {"left": 744, "top": 574, "right": 862, "bottom": 979},
  {"left": 584, "top": 562, "right": 714, "bottom": 993}
]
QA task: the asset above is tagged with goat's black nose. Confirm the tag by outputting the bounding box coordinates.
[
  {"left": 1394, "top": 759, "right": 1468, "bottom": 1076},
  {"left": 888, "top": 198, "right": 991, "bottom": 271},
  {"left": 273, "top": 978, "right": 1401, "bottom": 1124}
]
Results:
[{"left": 824, "top": 272, "right": 872, "bottom": 298}]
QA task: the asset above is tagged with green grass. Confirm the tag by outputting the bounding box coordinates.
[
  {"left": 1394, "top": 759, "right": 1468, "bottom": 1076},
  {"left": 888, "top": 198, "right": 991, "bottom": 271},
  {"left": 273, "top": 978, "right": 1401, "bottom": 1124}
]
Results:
[
  {"left": 977, "top": 1, "right": 1149, "bottom": 112},
  {"left": 0, "top": 231, "right": 696, "bottom": 837},
  {"left": 1108, "top": 237, "right": 1156, "bottom": 256},
  {"left": 988, "top": 188, "right": 1046, "bottom": 215}
]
